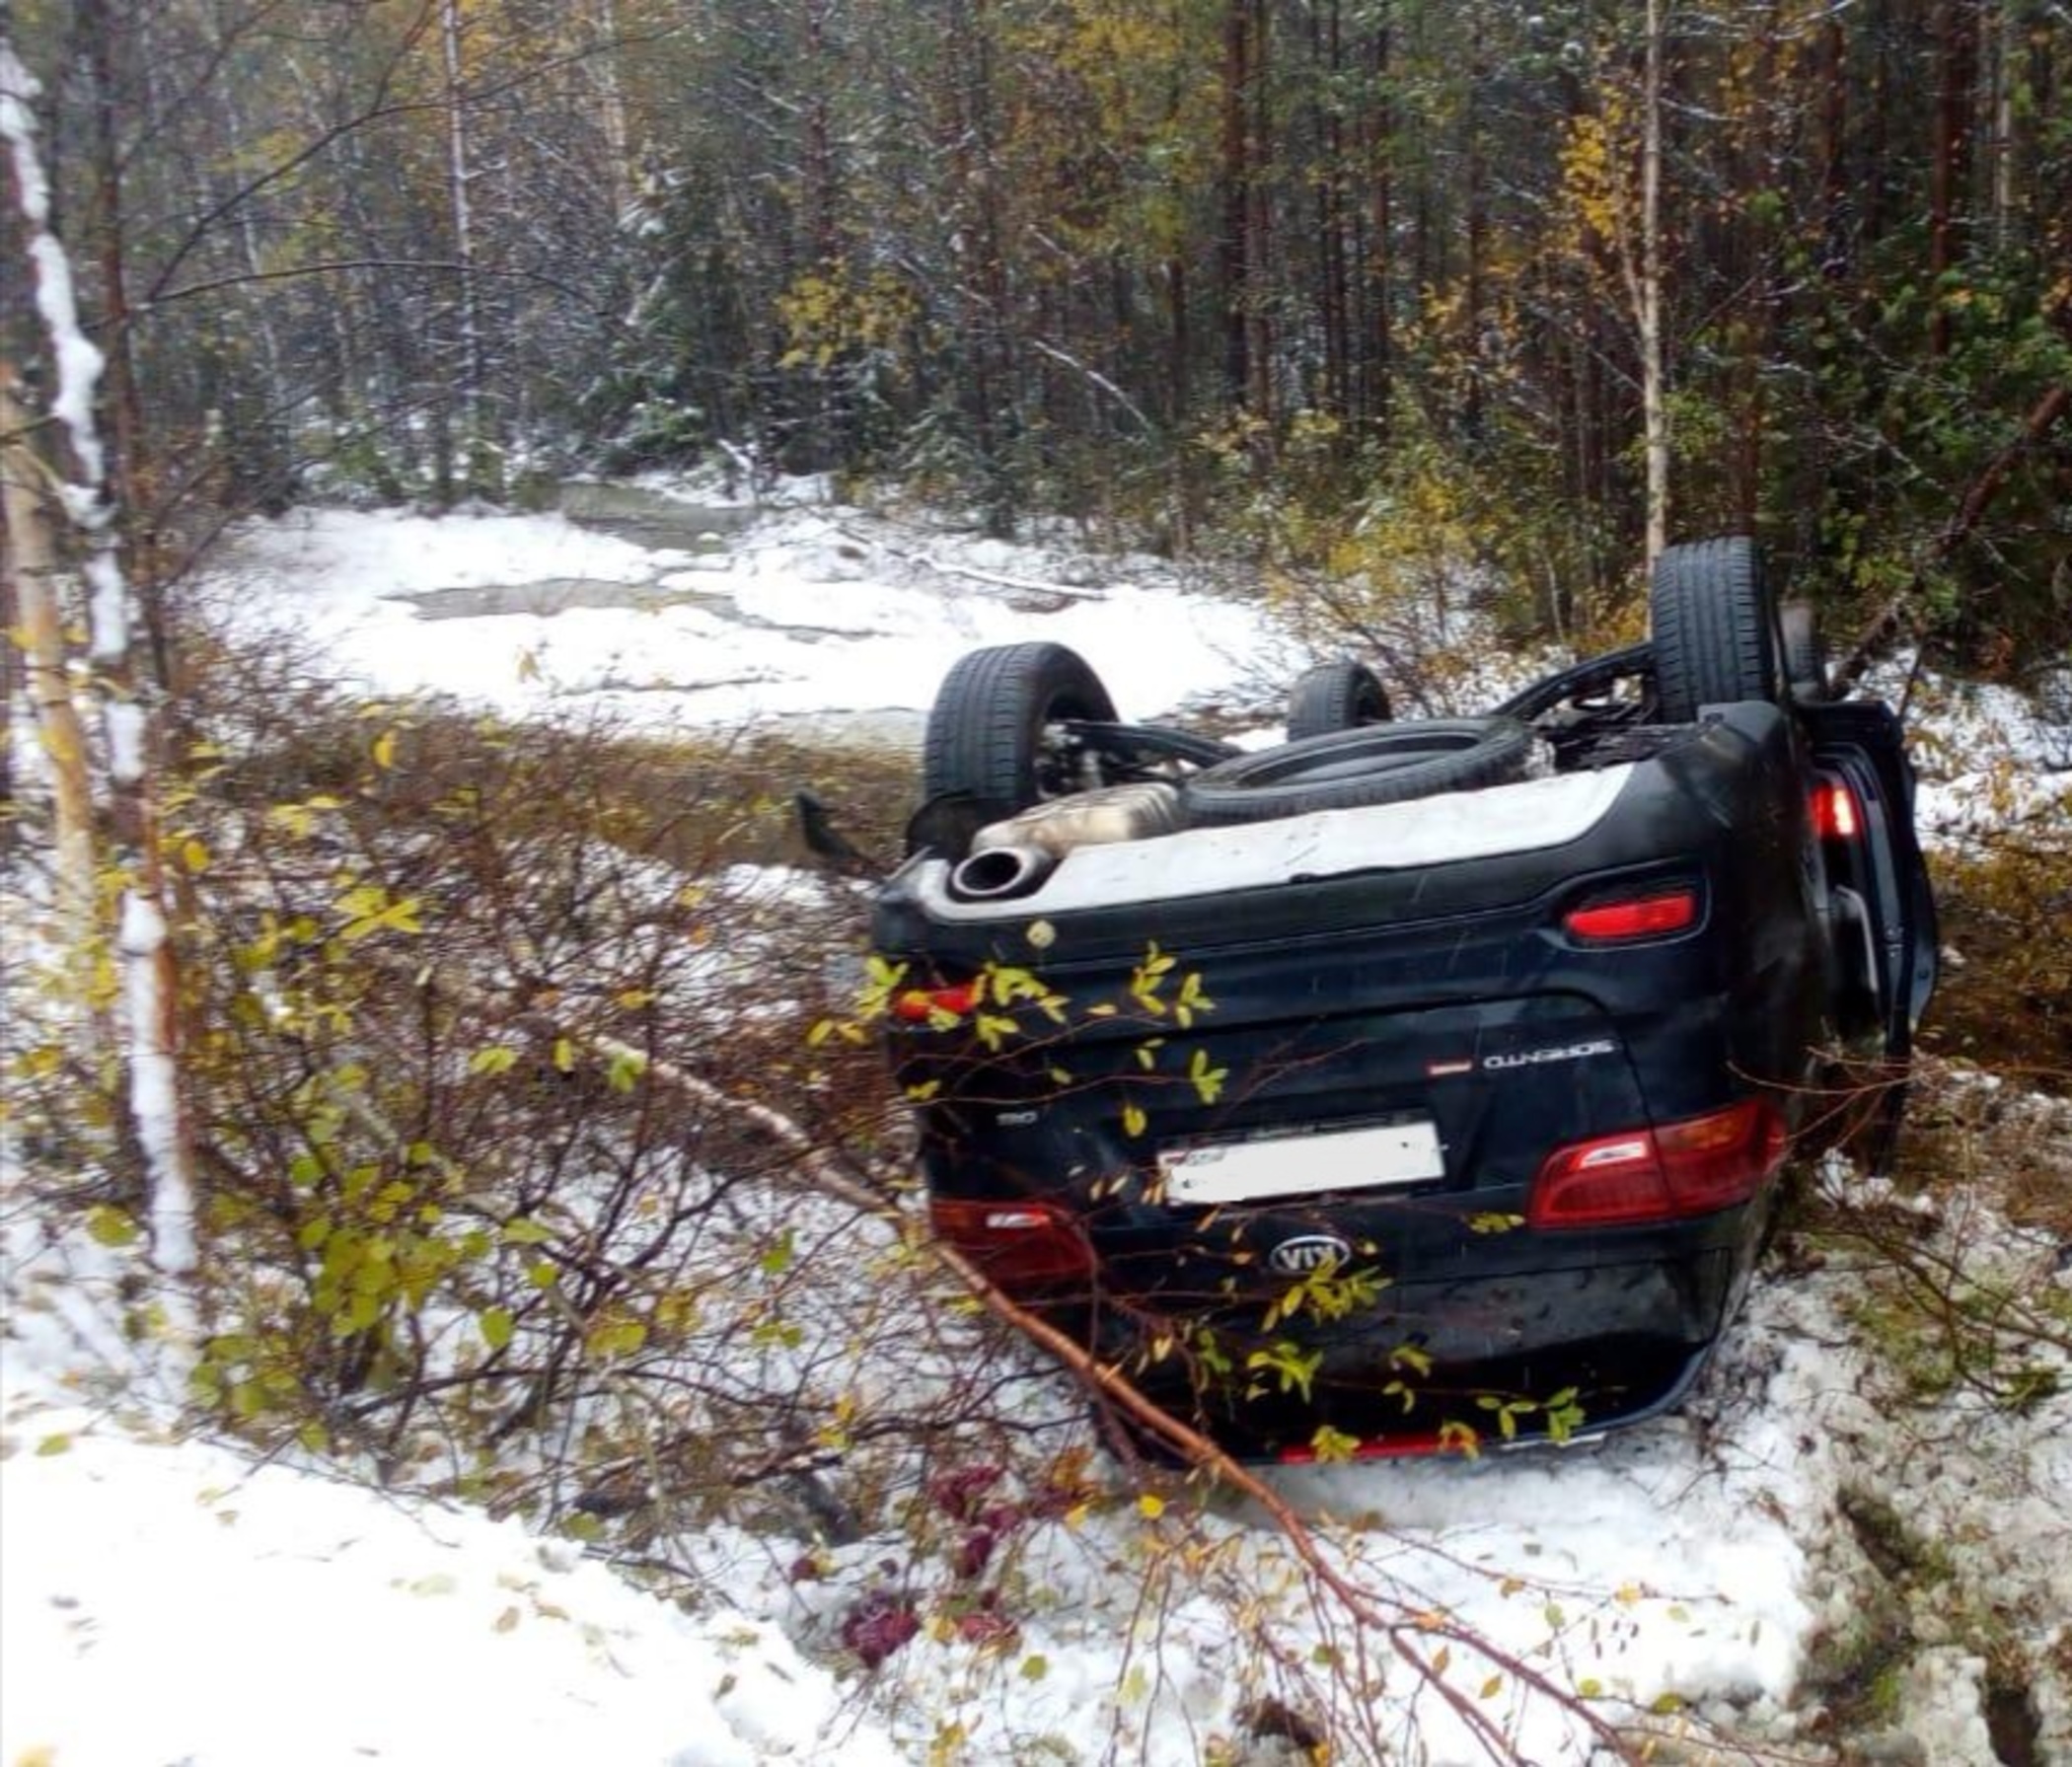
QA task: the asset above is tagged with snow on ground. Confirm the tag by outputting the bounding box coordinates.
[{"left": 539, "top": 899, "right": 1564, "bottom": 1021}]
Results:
[
  {"left": 9, "top": 484, "right": 2072, "bottom": 1764},
  {"left": 1860, "top": 653, "right": 2072, "bottom": 847},
  {"left": 0, "top": 1404, "right": 902, "bottom": 1767},
  {"left": 205, "top": 498, "right": 1296, "bottom": 739}
]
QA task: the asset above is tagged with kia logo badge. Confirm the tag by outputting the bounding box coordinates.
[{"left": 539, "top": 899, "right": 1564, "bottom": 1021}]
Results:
[{"left": 1268, "top": 1234, "right": 1352, "bottom": 1276}]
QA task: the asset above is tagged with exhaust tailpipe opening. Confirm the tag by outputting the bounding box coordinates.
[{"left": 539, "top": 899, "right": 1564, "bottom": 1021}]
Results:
[{"left": 948, "top": 845, "right": 1055, "bottom": 902}]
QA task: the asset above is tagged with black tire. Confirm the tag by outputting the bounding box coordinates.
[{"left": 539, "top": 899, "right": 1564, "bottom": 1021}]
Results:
[
  {"left": 1182, "top": 718, "right": 1535, "bottom": 827},
  {"left": 1779, "top": 601, "right": 1832, "bottom": 703},
  {"left": 1651, "top": 537, "right": 1781, "bottom": 722},
  {"left": 922, "top": 642, "right": 1118, "bottom": 824},
  {"left": 1287, "top": 660, "right": 1392, "bottom": 741}
]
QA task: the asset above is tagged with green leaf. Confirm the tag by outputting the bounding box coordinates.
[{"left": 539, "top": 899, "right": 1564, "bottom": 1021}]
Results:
[
  {"left": 480, "top": 1307, "right": 515, "bottom": 1351},
  {"left": 85, "top": 1205, "right": 139, "bottom": 1248},
  {"left": 1019, "top": 1654, "right": 1050, "bottom": 1682},
  {"left": 469, "top": 1046, "right": 520, "bottom": 1077},
  {"left": 36, "top": 1434, "right": 72, "bottom": 1457},
  {"left": 1308, "top": 1424, "right": 1361, "bottom": 1463},
  {"left": 974, "top": 1013, "right": 1018, "bottom": 1051}
]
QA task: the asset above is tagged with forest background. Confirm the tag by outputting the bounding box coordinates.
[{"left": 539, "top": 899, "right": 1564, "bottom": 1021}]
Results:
[{"left": 3, "top": 0, "right": 2068, "bottom": 663}]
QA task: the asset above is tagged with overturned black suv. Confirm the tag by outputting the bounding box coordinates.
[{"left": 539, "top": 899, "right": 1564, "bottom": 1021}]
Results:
[{"left": 870, "top": 539, "right": 1937, "bottom": 1459}]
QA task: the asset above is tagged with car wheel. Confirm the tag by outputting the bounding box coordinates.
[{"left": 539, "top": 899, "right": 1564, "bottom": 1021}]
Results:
[
  {"left": 1182, "top": 718, "right": 1535, "bottom": 827},
  {"left": 1780, "top": 601, "right": 1833, "bottom": 703},
  {"left": 1651, "top": 536, "right": 1782, "bottom": 721},
  {"left": 922, "top": 642, "right": 1120, "bottom": 826},
  {"left": 1287, "top": 660, "right": 1392, "bottom": 742}
]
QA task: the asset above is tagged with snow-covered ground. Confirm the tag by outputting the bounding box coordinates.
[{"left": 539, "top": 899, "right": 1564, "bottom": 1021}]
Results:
[
  {"left": 204, "top": 491, "right": 1298, "bottom": 740},
  {"left": 7, "top": 484, "right": 2070, "bottom": 1765}
]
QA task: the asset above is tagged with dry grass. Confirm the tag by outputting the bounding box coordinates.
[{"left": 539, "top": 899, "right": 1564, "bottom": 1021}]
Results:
[{"left": 1918, "top": 837, "right": 2072, "bottom": 1095}]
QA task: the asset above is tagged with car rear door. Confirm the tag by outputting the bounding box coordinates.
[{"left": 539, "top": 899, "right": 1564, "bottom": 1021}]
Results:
[{"left": 1801, "top": 699, "right": 1939, "bottom": 1060}]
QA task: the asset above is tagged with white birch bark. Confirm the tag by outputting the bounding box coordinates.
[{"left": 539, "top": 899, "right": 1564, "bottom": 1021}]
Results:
[
  {"left": 442, "top": 0, "right": 484, "bottom": 449},
  {"left": 2, "top": 37, "right": 197, "bottom": 1279},
  {"left": 1, "top": 364, "right": 97, "bottom": 939}
]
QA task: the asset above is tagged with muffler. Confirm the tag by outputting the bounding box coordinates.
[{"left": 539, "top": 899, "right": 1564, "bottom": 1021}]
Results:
[{"left": 944, "top": 782, "right": 1184, "bottom": 902}]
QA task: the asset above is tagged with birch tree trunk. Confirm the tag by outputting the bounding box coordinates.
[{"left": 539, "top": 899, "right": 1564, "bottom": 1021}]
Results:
[
  {"left": 1, "top": 363, "right": 96, "bottom": 940},
  {"left": 441, "top": 0, "right": 485, "bottom": 478},
  {"left": 2, "top": 34, "right": 197, "bottom": 1279}
]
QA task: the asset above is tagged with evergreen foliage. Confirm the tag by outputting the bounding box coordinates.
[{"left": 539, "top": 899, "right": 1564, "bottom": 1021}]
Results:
[{"left": 3, "top": 1, "right": 2066, "bottom": 649}]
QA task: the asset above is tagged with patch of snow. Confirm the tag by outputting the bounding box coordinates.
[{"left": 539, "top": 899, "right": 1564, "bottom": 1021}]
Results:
[
  {"left": 0, "top": 1401, "right": 903, "bottom": 1767},
  {"left": 204, "top": 502, "right": 1298, "bottom": 737}
]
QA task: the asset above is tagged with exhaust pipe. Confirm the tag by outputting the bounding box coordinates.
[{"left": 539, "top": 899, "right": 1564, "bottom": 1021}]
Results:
[
  {"left": 947, "top": 844, "right": 1056, "bottom": 902},
  {"left": 941, "top": 783, "right": 1183, "bottom": 903}
]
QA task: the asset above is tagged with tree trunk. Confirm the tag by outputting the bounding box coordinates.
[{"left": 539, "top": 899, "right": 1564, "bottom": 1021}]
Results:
[
  {"left": 2, "top": 31, "right": 198, "bottom": 1278},
  {"left": 1463, "top": 3, "right": 1488, "bottom": 442},
  {"left": 1989, "top": 0, "right": 2017, "bottom": 249},
  {"left": 1358, "top": 10, "right": 1392, "bottom": 437},
  {"left": 1929, "top": 0, "right": 1980, "bottom": 358},
  {"left": 1640, "top": 0, "right": 1669, "bottom": 562},
  {"left": 1244, "top": 0, "right": 1272, "bottom": 428},
  {"left": 593, "top": 0, "right": 633, "bottom": 221},
  {"left": 1219, "top": 0, "right": 1252, "bottom": 407},
  {"left": 1311, "top": 0, "right": 1350, "bottom": 418},
  {"left": 441, "top": 0, "right": 486, "bottom": 489},
  {"left": 1, "top": 364, "right": 96, "bottom": 939}
]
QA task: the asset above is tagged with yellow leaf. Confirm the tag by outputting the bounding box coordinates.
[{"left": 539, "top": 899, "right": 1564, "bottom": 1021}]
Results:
[
  {"left": 1137, "top": 1492, "right": 1165, "bottom": 1519},
  {"left": 1122, "top": 1101, "right": 1147, "bottom": 1138},
  {"left": 372, "top": 728, "right": 399, "bottom": 770}
]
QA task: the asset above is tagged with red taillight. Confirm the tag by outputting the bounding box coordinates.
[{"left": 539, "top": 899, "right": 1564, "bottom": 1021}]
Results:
[
  {"left": 929, "top": 1197, "right": 1092, "bottom": 1292},
  {"left": 1813, "top": 780, "right": 1861, "bottom": 841},
  {"left": 1278, "top": 1432, "right": 1467, "bottom": 1464},
  {"left": 893, "top": 981, "right": 982, "bottom": 1023},
  {"left": 1563, "top": 889, "right": 1699, "bottom": 943},
  {"left": 1528, "top": 1099, "right": 1787, "bottom": 1228}
]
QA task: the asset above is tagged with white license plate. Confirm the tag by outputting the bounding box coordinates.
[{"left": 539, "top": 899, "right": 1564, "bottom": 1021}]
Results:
[{"left": 1158, "top": 1119, "right": 1445, "bottom": 1206}]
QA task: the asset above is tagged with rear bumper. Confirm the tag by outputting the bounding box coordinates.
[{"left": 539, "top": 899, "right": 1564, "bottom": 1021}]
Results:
[{"left": 1076, "top": 1222, "right": 1752, "bottom": 1458}]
